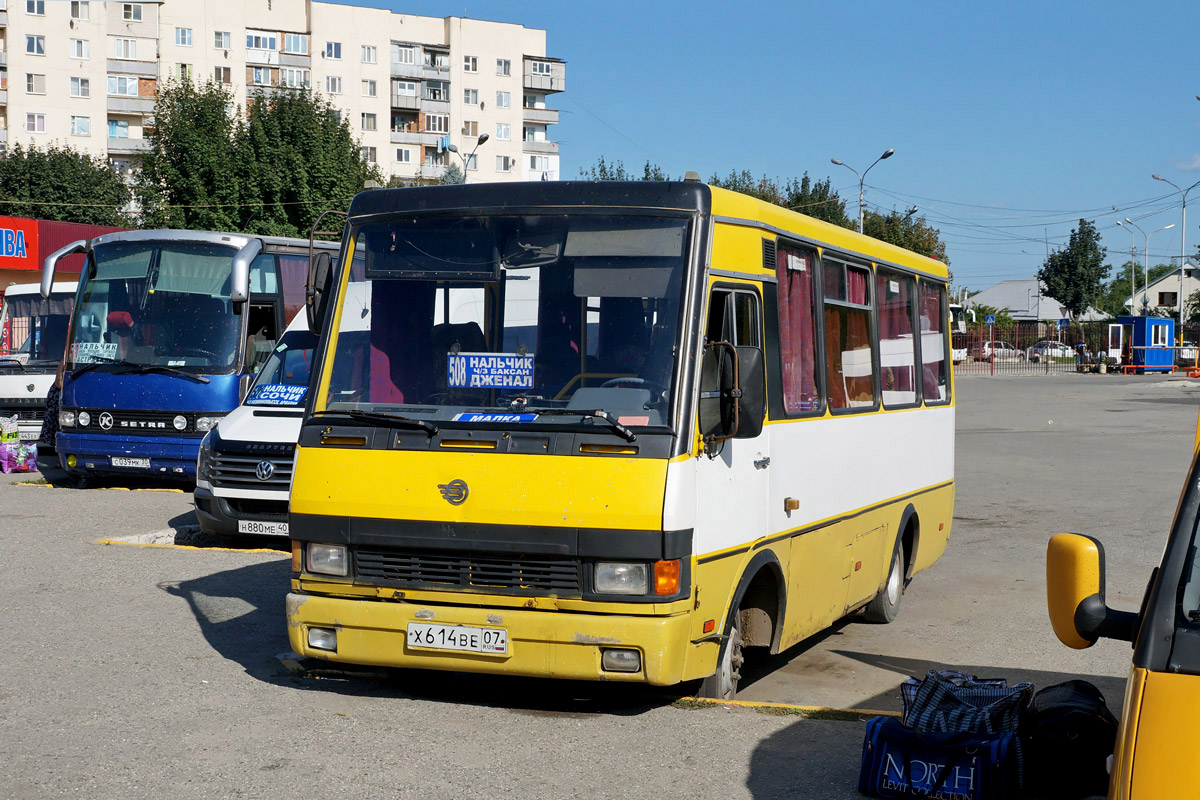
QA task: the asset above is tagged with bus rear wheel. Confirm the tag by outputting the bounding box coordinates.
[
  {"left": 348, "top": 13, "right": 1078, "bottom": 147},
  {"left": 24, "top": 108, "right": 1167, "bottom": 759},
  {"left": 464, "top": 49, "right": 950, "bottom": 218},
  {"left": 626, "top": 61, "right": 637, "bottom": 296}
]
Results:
[
  {"left": 697, "top": 608, "right": 744, "bottom": 700},
  {"left": 863, "top": 547, "right": 904, "bottom": 624}
]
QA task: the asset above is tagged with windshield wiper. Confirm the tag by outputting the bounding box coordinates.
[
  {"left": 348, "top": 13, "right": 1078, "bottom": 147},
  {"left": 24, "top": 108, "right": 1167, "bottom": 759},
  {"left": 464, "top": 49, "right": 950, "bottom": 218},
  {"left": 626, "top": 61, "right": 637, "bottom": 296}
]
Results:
[
  {"left": 315, "top": 409, "right": 439, "bottom": 437},
  {"left": 519, "top": 407, "right": 637, "bottom": 442},
  {"left": 71, "top": 355, "right": 209, "bottom": 383}
]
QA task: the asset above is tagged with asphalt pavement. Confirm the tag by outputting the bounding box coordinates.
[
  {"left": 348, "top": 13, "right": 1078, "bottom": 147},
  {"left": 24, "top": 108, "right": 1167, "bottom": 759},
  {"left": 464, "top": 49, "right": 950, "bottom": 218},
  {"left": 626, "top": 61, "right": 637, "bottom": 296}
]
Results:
[{"left": 0, "top": 372, "right": 1194, "bottom": 799}]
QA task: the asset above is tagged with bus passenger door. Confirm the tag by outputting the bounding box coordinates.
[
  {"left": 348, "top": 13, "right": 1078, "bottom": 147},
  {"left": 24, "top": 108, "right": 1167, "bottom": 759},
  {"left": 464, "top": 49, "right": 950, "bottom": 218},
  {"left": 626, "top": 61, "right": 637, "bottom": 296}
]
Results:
[{"left": 693, "top": 286, "right": 770, "bottom": 598}]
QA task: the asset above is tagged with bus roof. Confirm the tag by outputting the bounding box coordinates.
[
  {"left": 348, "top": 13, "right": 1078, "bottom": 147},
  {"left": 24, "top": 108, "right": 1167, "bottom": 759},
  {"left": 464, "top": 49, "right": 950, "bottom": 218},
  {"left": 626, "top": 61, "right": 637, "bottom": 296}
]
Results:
[
  {"left": 84, "top": 229, "right": 339, "bottom": 253},
  {"left": 4, "top": 280, "right": 77, "bottom": 297}
]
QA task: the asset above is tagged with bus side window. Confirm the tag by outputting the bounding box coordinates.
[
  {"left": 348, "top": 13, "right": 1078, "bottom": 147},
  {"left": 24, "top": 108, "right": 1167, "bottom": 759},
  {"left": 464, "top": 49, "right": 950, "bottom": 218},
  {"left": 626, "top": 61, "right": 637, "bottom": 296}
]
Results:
[
  {"left": 248, "top": 254, "right": 282, "bottom": 371},
  {"left": 919, "top": 282, "right": 950, "bottom": 404},
  {"left": 823, "top": 260, "right": 877, "bottom": 411},
  {"left": 706, "top": 287, "right": 760, "bottom": 347},
  {"left": 776, "top": 244, "right": 820, "bottom": 414}
]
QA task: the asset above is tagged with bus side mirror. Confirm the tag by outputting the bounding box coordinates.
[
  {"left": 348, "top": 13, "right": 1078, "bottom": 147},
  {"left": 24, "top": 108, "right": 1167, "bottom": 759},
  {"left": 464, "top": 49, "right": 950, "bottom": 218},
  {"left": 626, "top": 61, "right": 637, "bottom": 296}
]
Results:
[
  {"left": 307, "top": 251, "right": 334, "bottom": 334},
  {"left": 41, "top": 240, "right": 87, "bottom": 298},
  {"left": 1046, "top": 533, "right": 1137, "bottom": 649},
  {"left": 699, "top": 342, "right": 765, "bottom": 455}
]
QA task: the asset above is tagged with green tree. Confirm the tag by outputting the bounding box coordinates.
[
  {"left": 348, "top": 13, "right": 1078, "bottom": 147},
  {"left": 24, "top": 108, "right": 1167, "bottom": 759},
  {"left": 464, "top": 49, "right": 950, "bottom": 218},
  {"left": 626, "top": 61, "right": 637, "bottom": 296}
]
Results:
[
  {"left": 964, "top": 303, "right": 1015, "bottom": 327},
  {"left": 1096, "top": 261, "right": 1174, "bottom": 317},
  {"left": 862, "top": 209, "right": 949, "bottom": 265},
  {"left": 440, "top": 162, "right": 465, "bottom": 185},
  {"left": 0, "top": 142, "right": 131, "bottom": 226},
  {"left": 1037, "top": 219, "right": 1109, "bottom": 321},
  {"left": 578, "top": 157, "right": 669, "bottom": 181},
  {"left": 781, "top": 173, "right": 847, "bottom": 226}
]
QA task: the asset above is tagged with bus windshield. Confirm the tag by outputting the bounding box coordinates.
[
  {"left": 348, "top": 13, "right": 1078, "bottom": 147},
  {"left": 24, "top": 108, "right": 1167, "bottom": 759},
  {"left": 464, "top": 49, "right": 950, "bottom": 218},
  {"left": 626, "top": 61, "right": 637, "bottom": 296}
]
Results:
[
  {"left": 322, "top": 212, "right": 691, "bottom": 429},
  {"left": 1, "top": 290, "right": 73, "bottom": 363},
  {"left": 66, "top": 240, "right": 243, "bottom": 372}
]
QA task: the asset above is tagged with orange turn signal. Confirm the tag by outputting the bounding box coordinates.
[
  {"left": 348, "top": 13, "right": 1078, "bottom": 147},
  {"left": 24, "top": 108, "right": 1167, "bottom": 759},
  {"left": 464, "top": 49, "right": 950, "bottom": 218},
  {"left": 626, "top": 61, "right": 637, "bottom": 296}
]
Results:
[
  {"left": 654, "top": 559, "right": 681, "bottom": 595},
  {"left": 703, "top": 619, "right": 716, "bottom": 634},
  {"left": 291, "top": 541, "right": 303, "bottom": 573}
]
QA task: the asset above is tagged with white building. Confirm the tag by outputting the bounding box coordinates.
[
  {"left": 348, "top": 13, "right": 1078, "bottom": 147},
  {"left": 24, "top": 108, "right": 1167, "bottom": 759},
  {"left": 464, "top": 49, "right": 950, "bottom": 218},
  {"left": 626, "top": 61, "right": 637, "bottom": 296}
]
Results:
[
  {"left": 1129, "top": 264, "right": 1200, "bottom": 317},
  {"left": 0, "top": 0, "right": 564, "bottom": 182}
]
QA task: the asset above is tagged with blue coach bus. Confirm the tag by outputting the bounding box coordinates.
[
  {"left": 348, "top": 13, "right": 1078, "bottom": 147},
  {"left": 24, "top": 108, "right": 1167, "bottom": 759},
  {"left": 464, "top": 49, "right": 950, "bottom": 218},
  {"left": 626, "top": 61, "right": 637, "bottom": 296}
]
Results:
[{"left": 40, "top": 229, "right": 336, "bottom": 481}]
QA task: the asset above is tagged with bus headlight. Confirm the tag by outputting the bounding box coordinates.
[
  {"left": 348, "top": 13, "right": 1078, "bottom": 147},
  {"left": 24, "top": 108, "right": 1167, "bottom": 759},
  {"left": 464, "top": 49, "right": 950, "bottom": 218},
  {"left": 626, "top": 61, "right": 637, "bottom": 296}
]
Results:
[
  {"left": 595, "top": 562, "right": 648, "bottom": 595},
  {"left": 195, "top": 416, "right": 221, "bottom": 433},
  {"left": 173, "top": 415, "right": 187, "bottom": 431},
  {"left": 59, "top": 410, "right": 76, "bottom": 427},
  {"left": 307, "top": 544, "right": 349, "bottom": 577},
  {"left": 77, "top": 411, "right": 91, "bottom": 427}
]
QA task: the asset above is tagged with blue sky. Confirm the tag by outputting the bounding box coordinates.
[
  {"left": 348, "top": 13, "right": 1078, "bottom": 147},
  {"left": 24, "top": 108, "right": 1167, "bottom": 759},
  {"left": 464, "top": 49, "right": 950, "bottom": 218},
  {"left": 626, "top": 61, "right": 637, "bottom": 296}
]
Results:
[{"left": 342, "top": 0, "right": 1200, "bottom": 289}]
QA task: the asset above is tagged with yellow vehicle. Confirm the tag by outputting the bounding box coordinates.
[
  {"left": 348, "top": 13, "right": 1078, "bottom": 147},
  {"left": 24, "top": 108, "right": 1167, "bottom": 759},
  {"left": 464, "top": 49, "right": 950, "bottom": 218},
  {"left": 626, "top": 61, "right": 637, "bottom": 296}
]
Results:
[
  {"left": 1048, "top": 442, "right": 1200, "bottom": 797},
  {"left": 286, "top": 180, "right": 955, "bottom": 697}
]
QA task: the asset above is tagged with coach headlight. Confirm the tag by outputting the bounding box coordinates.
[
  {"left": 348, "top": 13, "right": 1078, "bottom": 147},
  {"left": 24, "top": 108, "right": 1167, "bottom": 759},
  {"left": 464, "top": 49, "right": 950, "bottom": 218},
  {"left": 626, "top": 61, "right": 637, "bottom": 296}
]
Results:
[
  {"left": 195, "top": 416, "right": 221, "bottom": 433},
  {"left": 307, "top": 544, "right": 349, "bottom": 577},
  {"left": 595, "top": 562, "right": 648, "bottom": 595},
  {"left": 59, "top": 410, "right": 76, "bottom": 428},
  {"left": 77, "top": 411, "right": 91, "bottom": 427}
]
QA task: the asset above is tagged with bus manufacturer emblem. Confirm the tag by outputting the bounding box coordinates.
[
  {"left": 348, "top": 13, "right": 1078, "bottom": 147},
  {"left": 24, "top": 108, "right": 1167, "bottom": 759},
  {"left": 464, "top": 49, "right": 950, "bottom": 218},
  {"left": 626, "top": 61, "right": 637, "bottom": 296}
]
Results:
[
  {"left": 255, "top": 461, "right": 275, "bottom": 481},
  {"left": 99, "top": 412, "right": 113, "bottom": 430},
  {"left": 438, "top": 479, "right": 469, "bottom": 505}
]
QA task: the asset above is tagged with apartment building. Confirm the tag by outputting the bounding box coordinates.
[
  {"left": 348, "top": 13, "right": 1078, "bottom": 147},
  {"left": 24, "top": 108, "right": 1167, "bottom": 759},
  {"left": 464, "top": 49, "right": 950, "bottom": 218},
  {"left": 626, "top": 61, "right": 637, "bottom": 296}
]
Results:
[{"left": 0, "top": 0, "right": 564, "bottom": 182}]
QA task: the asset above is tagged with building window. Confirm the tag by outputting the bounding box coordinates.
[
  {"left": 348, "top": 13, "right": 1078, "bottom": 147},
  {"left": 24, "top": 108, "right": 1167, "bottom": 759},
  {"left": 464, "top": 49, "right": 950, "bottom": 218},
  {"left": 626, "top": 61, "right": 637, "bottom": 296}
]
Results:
[
  {"left": 423, "top": 81, "right": 448, "bottom": 101},
  {"left": 424, "top": 50, "right": 448, "bottom": 69},
  {"left": 107, "top": 75, "right": 138, "bottom": 96},
  {"left": 214, "top": 31, "right": 232, "bottom": 50},
  {"left": 1159, "top": 291, "right": 1178, "bottom": 307},
  {"left": 361, "top": 79, "right": 376, "bottom": 97},
  {"left": 326, "top": 41, "right": 341, "bottom": 60},
  {"left": 70, "top": 115, "right": 90, "bottom": 136},
  {"left": 361, "top": 44, "right": 377, "bottom": 64},
  {"left": 25, "top": 0, "right": 44, "bottom": 15},
  {"left": 496, "top": 91, "right": 510, "bottom": 108},
  {"left": 122, "top": 3, "right": 142, "bottom": 22},
  {"left": 108, "top": 119, "right": 130, "bottom": 138},
  {"left": 462, "top": 120, "right": 477, "bottom": 137},
  {"left": 114, "top": 38, "right": 136, "bottom": 60},
  {"left": 360, "top": 146, "right": 376, "bottom": 163},
  {"left": 523, "top": 94, "right": 538, "bottom": 109},
  {"left": 283, "top": 33, "right": 308, "bottom": 55},
  {"left": 70, "top": 39, "right": 90, "bottom": 60},
  {"left": 496, "top": 58, "right": 510, "bottom": 76},
  {"left": 496, "top": 155, "right": 512, "bottom": 172},
  {"left": 326, "top": 76, "right": 342, "bottom": 94},
  {"left": 25, "top": 73, "right": 45, "bottom": 95},
  {"left": 529, "top": 154, "right": 549, "bottom": 171},
  {"left": 531, "top": 61, "right": 552, "bottom": 76},
  {"left": 464, "top": 55, "right": 477, "bottom": 73},
  {"left": 26, "top": 113, "right": 46, "bottom": 133},
  {"left": 495, "top": 123, "right": 510, "bottom": 140},
  {"left": 361, "top": 113, "right": 376, "bottom": 131},
  {"left": 425, "top": 113, "right": 448, "bottom": 134},
  {"left": 175, "top": 28, "right": 193, "bottom": 47},
  {"left": 214, "top": 66, "right": 231, "bottom": 84},
  {"left": 463, "top": 88, "right": 478, "bottom": 105},
  {"left": 70, "top": 77, "right": 91, "bottom": 98},
  {"left": 395, "top": 147, "right": 411, "bottom": 163},
  {"left": 393, "top": 81, "right": 416, "bottom": 97},
  {"left": 392, "top": 44, "right": 415, "bottom": 65},
  {"left": 70, "top": 1, "right": 89, "bottom": 20},
  {"left": 26, "top": 36, "right": 45, "bottom": 56},
  {"left": 282, "top": 68, "right": 309, "bottom": 89},
  {"left": 251, "top": 67, "right": 270, "bottom": 85},
  {"left": 246, "top": 32, "right": 277, "bottom": 51}
]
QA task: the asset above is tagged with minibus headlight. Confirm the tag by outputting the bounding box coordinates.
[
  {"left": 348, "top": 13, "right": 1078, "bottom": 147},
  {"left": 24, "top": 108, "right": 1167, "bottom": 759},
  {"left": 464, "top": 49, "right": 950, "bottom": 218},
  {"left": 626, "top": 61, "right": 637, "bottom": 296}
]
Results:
[
  {"left": 595, "top": 562, "right": 648, "bottom": 595},
  {"left": 77, "top": 411, "right": 91, "bottom": 427},
  {"left": 59, "top": 410, "right": 76, "bottom": 428},
  {"left": 196, "top": 432, "right": 213, "bottom": 481},
  {"left": 307, "top": 544, "right": 349, "bottom": 577},
  {"left": 195, "top": 416, "right": 221, "bottom": 433}
]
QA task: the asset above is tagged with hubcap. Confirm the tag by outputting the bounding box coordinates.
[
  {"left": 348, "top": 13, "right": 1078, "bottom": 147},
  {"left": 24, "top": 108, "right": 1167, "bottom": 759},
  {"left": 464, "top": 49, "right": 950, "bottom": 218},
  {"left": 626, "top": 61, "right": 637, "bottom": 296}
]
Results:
[{"left": 886, "top": 552, "right": 902, "bottom": 605}]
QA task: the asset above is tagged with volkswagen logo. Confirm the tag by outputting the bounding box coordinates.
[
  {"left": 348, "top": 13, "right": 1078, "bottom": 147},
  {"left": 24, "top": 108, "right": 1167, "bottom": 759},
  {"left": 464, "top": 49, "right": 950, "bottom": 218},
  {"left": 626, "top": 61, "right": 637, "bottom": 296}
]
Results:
[
  {"left": 255, "top": 460, "right": 275, "bottom": 481},
  {"left": 438, "top": 479, "right": 469, "bottom": 505},
  {"left": 99, "top": 412, "right": 114, "bottom": 431}
]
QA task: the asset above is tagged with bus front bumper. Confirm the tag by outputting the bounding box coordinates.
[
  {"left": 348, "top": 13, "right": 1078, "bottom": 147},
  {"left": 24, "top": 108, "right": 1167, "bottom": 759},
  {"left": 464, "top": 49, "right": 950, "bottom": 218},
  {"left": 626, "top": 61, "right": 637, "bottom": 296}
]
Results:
[
  {"left": 56, "top": 431, "right": 202, "bottom": 479},
  {"left": 285, "top": 591, "right": 696, "bottom": 686}
]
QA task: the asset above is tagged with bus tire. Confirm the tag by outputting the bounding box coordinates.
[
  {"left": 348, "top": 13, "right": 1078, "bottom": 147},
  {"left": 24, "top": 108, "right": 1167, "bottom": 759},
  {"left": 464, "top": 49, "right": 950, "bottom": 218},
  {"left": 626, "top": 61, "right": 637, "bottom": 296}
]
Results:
[
  {"left": 697, "top": 607, "right": 744, "bottom": 700},
  {"left": 863, "top": 547, "right": 904, "bottom": 624}
]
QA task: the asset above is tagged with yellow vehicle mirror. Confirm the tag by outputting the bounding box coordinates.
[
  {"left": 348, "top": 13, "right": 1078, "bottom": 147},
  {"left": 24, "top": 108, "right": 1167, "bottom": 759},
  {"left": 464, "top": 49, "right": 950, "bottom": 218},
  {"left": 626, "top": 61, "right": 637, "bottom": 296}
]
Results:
[{"left": 1046, "top": 533, "right": 1136, "bottom": 649}]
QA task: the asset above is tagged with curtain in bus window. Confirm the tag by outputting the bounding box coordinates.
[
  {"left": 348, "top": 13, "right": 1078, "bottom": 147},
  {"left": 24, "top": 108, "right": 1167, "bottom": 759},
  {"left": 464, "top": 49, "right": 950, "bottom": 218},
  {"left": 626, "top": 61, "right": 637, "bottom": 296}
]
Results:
[
  {"left": 847, "top": 267, "right": 868, "bottom": 305},
  {"left": 277, "top": 254, "right": 308, "bottom": 323},
  {"left": 920, "top": 283, "right": 949, "bottom": 404},
  {"left": 824, "top": 305, "right": 873, "bottom": 409},
  {"left": 368, "top": 279, "right": 435, "bottom": 403},
  {"left": 776, "top": 245, "right": 818, "bottom": 413},
  {"left": 156, "top": 249, "right": 233, "bottom": 296},
  {"left": 876, "top": 270, "right": 917, "bottom": 406}
]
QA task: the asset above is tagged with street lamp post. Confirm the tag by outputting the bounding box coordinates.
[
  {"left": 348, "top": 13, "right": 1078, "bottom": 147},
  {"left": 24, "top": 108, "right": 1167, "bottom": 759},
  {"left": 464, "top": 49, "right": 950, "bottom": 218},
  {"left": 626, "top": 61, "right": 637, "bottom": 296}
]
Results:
[
  {"left": 1115, "top": 220, "right": 1139, "bottom": 314},
  {"left": 1151, "top": 174, "right": 1200, "bottom": 331},
  {"left": 831, "top": 148, "right": 894, "bottom": 234},
  {"left": 447, "top": 133, "right": 490, "bottom": 183},
  {"left": 1121, "top": 218, "right": 1174, "bottom": 316}
]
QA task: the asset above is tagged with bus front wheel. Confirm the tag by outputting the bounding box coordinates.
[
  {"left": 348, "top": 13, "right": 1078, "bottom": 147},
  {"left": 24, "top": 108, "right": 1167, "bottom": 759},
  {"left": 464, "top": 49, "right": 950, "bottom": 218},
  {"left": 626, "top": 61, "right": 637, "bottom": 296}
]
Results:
[
  {"left": 697, "top": 607, "right": 744, "bottom": 700},
  {"left": 863, "top": 547, "right": 905, "bottom": 624}
]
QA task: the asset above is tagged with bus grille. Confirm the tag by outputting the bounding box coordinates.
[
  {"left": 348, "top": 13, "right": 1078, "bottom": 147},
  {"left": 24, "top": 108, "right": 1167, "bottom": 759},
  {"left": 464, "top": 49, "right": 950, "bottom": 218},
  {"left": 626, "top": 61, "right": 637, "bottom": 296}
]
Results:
[
  {"left": 355, "top": 548, "right": 582, "bottom": 595},
  {"left": 0, "top": 401, "right": 45, "bottom": 422},
  {"left": 210, "top": 451, "right": 294, "bottom": 490}
]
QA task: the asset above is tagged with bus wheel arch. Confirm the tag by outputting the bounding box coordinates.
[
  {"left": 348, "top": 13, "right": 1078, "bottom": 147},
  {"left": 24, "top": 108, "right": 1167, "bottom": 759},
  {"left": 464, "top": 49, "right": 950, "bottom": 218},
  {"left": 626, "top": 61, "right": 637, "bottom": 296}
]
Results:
[
  {"left": 897, "top": 504, "right": 920, "bottom": 583},
  {"left": 697, "top": 550, "right": 785, "bottom": 699},
  {"left": 864, "top": 506, "right": 918, "bottom": 624}
]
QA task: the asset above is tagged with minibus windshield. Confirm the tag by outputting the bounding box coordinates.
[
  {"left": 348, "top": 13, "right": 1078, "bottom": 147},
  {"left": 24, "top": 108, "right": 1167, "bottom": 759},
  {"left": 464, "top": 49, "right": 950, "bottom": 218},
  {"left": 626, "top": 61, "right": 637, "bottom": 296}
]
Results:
[
  {"left": 245, "top": 328, "right": 318, "bottom": 407},
  {"left": 67, "top": 241, "right": 243, "bottom": 372},
  {"left": 323, "top": 212, "right": 691, "bottom": 430}
]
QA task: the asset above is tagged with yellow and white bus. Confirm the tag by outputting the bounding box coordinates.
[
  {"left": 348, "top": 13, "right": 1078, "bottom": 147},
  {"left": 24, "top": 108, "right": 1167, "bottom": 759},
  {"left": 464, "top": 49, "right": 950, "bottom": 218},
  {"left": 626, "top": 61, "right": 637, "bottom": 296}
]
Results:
[{"left": 286, "top": 179, "right": 954, "bottom": 697}]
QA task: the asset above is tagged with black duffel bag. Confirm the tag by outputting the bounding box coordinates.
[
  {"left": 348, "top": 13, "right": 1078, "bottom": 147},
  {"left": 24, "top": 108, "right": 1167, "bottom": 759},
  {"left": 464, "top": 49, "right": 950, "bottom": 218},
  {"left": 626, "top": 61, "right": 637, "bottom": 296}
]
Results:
[{"left": 1022, "top": 680, "right": 1117, "bottom": 799}]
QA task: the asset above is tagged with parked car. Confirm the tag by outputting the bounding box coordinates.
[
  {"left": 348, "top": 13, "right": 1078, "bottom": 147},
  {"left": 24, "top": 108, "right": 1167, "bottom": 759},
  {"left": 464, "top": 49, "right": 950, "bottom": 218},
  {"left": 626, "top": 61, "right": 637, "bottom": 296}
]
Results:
[
  {"left": 1024, "top": 340, "right": 1074, "bottom": 362},
  {"left": 968, "top": 341, "right": 1022, "bottom": 362},
  {"left": 1177, "top": 341, "right": 1198, "bottom": 363}
]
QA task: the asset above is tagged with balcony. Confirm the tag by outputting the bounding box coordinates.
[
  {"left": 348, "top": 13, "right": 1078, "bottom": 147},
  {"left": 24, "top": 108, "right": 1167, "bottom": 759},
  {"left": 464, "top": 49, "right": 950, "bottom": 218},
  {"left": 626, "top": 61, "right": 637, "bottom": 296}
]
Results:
[
  {"left": 279, "top": 52, "right": 310, "bottom": 68},
  {"left": 0, "top": 127, "right": 7, "bottom": 143},
  {"left": 0, "top": 51, "right": 6, "bottom": 67},
  {"left": 522, "top": 140, "right": 558, "bottom": 155},
  {"left": 422, "top": 64, "right": 449, "bottom": 81},
  {"left": 523, "top": 60, "right": 566, "bottom": 93},
  {"left": 522, "top": 106, "right": 559, "bottom": 125},
  {"left": 420, "top": 164, "right": 447, "bottom": 179},
  {"left": 0, "top": 89, "right": 6, "bottom": 105},
  {"left": 391, "top": 130, "right": 442, "bottom": 147},
  {"left": 107, "top": 137, "right": 151, "bottom": 154},
  {"left": 107, "top": 96, "right": 155, "bottom": 114},
  {"left": 0, "top": 11, "right": 7, "bottom": 25},
  {"left": 390, "top": 93, "right": 418, "bottom": 111},
  {"left": 107, "top": 59, "right": 157, "bottom": 77},
  {"left": 390, "top": 61, "right": 421, "bottom": 80},
  {"left": 420, "top": 97, "right": 449, "bottom": 114},
  {"left": 246, "top": 49, "right": 280, "bottom": 66}
]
